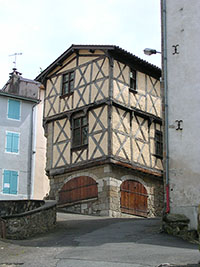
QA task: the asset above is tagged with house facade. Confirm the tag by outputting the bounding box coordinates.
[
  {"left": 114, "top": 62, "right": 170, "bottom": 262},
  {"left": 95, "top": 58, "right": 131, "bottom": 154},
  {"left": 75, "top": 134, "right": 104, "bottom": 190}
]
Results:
[
  {"left": 36, "top": 45, "right": 163, "bottom": 217},
  {"left": 161, "top": 0, "right": 200, "bottom": 229},
  {"left": 0, "top": 69, "right": 49, "bottom": 200}
]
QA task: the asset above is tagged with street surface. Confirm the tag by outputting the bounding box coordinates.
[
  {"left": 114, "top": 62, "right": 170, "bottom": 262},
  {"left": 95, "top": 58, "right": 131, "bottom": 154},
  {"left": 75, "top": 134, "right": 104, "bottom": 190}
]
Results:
[{"left": 0, "top": 213, "right": 199, "bottom": 267}]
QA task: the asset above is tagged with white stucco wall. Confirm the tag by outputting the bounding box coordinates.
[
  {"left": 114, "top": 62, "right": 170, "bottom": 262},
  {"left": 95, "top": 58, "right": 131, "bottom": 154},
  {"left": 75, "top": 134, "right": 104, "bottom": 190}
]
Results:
[
  {"left": 0, "top": 96, "right": 33, "bottom": 199},
  {"left": 166, "top": 0, "right": 200, "bottom": 229},
  {"left": 33, "top": 88, "right": 49, "bottom": 199}
]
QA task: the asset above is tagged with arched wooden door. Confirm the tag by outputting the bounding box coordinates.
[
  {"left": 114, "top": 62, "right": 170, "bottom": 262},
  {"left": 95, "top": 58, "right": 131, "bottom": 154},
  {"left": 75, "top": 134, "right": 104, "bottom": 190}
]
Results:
[
  {"left": 120, "top": 180, "right": 148, "bottom": 217},
  {"left": 59, "top": 176, "right": 98, "bottom": 205}
]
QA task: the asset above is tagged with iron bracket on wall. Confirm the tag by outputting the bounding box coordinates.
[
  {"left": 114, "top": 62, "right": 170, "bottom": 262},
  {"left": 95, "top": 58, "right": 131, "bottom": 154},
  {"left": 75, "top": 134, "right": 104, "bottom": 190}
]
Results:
[{"left": 175, "top": 120, "right": 183, "bottom": 130}]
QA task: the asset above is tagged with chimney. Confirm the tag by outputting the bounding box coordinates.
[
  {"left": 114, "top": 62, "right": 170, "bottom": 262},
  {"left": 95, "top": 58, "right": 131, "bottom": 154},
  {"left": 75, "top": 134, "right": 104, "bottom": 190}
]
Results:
[{"left": 8, "top": 68, "right": 22, "bottom": 94}]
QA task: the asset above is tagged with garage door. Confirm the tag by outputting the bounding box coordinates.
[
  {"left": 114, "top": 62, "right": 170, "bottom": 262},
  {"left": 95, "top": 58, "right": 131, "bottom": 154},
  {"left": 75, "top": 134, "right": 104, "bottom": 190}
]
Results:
[
  {"left": 120, "top": 180, "right": 148, "bottom": 217},
  {"left": 59, "top": 176, "right": 98, "bottom": 205}
]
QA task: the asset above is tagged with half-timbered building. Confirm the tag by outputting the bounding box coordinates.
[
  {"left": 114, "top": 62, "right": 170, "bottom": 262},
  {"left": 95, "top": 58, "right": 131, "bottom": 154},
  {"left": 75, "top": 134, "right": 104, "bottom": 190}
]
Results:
[{"left": 36, "top": 45, "right": 163, "bottom": 217}]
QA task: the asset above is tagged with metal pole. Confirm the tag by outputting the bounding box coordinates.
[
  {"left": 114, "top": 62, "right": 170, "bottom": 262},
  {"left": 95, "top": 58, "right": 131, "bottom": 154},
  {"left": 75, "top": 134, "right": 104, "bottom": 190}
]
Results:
[{"left": 162, "top": 0, "right": 170, "bottom": 213}]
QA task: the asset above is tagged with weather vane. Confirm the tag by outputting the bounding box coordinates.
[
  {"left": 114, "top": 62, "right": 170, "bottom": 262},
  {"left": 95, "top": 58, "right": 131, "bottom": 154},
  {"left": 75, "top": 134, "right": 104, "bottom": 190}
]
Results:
[{"left": 9, "top": 52, "right": 23, "bottom": 69}]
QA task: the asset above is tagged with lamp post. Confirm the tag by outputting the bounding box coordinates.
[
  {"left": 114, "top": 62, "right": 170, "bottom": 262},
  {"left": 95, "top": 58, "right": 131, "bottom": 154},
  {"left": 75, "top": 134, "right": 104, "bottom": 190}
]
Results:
[
  {"left": 143, "top": 46, "right": 170, "bottom": 214},
  {"left": 143, "top": 48, "right": 161, "bottom": 56}
]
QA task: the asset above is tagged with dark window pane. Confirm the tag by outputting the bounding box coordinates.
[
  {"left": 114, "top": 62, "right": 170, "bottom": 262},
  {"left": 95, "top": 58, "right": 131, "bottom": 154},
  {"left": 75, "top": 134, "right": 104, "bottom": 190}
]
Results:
[
  {"left": 82, "top": 127, "right": 88, "bottom": 145},
  {"left": 130, "top": 79, "right": 136, "bottom": 89},
  {"left": 131, "top": 70, "right": 136, "bottom": 79},
  {"left": 155, "top": 130, "right": 163, "bottom": 157},
  {"left": 72, "top": 116, "right": 88, "bottom": 147},
  {"left": 62, "top": 71, "right": 74, "bottom": 95},
  {"left": 73, "top": 129, "right": 81, "bottom": 146},
  {"left": 63, "top": 74, "right": 69, "bottom": 82},
  {"left": 63, "top": 83, "right": 69, "bottom": 94},
  {"left": 69, "top": 80, "right": 74, "bottom": 91},
  {"left": 74, "top": 118, "right": 80, "bottom": 128},
  {"left": 70, "top": 72, "right": 74, "bottom": 79},
  {"left": 130, "top": 69, "right": 136, "bottom": 89},
  {"left": 82, "top": 117, "right": 87, "bottom": 126}
]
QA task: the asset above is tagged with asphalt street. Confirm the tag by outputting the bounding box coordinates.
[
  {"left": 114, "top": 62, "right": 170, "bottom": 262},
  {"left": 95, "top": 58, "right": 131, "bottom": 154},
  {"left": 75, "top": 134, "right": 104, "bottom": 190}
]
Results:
[{"left": 0, "top": 212, "right": 199, "bottom": 267}]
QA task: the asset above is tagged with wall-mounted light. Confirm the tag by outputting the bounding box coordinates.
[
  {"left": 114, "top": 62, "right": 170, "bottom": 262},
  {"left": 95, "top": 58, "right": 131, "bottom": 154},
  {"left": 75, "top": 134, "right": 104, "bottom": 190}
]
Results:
[{"left": 143, "top": 48, "right": 161, "bottom": 56}]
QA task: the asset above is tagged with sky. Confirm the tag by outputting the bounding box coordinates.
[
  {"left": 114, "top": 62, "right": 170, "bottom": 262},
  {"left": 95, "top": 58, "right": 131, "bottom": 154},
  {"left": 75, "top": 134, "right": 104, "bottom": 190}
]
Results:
[{"left": 0, "top": 0, "right": 161, "bottom": 88}]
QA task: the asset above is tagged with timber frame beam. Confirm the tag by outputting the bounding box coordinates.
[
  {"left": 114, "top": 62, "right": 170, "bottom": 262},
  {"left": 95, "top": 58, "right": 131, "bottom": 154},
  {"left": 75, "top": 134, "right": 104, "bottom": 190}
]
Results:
[{"left": 48, "top": 156, "right": 163, "bottom": 179}]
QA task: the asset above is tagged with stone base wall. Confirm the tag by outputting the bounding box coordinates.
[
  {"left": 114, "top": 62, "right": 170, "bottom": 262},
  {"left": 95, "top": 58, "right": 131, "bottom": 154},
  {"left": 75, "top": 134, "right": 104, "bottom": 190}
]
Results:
[
  {"left": 162, "top": 213, "right": 198, "bottom": 242},
  {"left": 52, "top": 164, "right": 164, "bottom": 218},
  {"left": 0, "top": 200, "right": 57, "bottom": 240}
]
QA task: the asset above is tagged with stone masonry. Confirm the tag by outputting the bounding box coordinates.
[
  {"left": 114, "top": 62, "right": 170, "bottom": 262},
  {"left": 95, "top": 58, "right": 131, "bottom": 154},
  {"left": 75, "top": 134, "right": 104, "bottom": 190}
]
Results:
[
  {"left": 51, "top": 164, "right": 163, "bottom": 218},
  {"left": 0, "top": 200, "right": 57, "bottom": 239}
]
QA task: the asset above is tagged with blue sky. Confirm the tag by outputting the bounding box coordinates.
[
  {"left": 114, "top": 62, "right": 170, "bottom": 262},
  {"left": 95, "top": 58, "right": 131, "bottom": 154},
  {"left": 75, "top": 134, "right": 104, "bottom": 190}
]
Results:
[{"left": 0, "top": 0, "right": 161, "bottom": 88}]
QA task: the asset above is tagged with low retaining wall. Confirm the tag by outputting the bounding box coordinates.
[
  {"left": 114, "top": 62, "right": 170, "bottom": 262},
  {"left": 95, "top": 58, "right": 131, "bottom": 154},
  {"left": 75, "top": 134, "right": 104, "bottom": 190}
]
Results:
[{"left": 0, "top": 200, "right": 57, "bottom": 240}]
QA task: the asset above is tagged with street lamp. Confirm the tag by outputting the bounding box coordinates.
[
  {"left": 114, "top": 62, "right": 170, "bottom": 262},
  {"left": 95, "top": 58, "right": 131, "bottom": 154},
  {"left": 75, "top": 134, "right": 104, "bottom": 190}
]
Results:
[{"left": 143, "top": 48, "right": 161, "bottom": 56}]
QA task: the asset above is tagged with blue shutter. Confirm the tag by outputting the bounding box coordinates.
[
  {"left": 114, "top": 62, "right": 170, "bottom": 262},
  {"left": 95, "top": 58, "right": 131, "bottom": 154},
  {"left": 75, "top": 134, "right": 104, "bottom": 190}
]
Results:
[
  {"left": 8, "top": 99, "right": 20, "bottom": 120},
  {"left": 10, "top": 171, "right": 18, "bottom": 194},
  {"left": 3, "top": 170, "right": 11, "bottom": 194},
  {"left": 6, "top": 132, "right": 13, "bottom": 152},
  {"left": 12, "top": 133, "right": 19, "bottom": 153},
  {"left": 6, "top": 132, "right": 19, "bottom": 153}
]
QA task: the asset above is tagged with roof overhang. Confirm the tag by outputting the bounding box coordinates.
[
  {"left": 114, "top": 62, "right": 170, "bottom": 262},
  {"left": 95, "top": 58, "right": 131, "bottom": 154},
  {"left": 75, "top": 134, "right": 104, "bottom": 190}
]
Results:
[
  {"left": 0, "top": 91, "right": 40, "bottom": 103},
  {"left": 35, "top": 44, "right": 161, "bottom": 83}
]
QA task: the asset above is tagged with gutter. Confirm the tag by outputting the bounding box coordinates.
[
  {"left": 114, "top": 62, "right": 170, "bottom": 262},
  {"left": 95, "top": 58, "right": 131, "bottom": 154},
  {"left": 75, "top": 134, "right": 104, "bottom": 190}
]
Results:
[
  {"left": 28, "top": 101, "right": 40, "bottom": 199},
  {"left": 162, "top": 0, "right": 170, "bottom": 213}
]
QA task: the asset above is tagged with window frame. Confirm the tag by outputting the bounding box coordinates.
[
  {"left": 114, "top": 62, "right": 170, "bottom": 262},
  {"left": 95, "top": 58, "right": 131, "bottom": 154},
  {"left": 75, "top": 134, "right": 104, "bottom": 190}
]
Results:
[
  {"left": 154, "top": 130, "right": 163, "bottom": 158},
  {"left": 2, "top": 169, "right": 18, "bottom": 195},
  {"left": 72, "top": 115, "right": 88, "bottom": 150},
  {"left": 129, "top": 68, "right": 137, "bottom": 94},
  {"left": 5, "top": 131, "right": 20, "bottom": 154},
  {"left": 61, "top": 70, "right": 75, "bottom": 97},
  {"left": 7, "top": 99, "right": 21, "bottom": 121}
]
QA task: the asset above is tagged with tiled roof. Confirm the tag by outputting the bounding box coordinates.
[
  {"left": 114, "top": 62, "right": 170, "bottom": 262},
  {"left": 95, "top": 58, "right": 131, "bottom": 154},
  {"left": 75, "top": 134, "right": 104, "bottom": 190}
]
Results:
[{"left": 35, "top": 44, "right": 161, "bottom": 82}]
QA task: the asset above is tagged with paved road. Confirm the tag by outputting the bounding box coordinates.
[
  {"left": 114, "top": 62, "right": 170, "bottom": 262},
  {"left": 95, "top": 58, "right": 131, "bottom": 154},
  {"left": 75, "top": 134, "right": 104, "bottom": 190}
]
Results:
[{"left": 0, "top": 213, "right": 199, "bottom": 267}]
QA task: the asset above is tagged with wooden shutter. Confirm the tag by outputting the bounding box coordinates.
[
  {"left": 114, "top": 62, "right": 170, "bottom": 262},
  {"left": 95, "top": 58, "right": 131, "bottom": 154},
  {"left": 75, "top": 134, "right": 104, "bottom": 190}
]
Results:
[
  {"left": 3, "top": 170, "right": 18, "bottom": 195},
  {"left": 12, "top": 133, "right": 19, "bottom": 153},
  {"left": 3, "top": 170, "right": 10, "bottom": 194},
  {"left": 8, "top": 99, "right": 20, "bottom": 120},
  {"left": 10, "top": 171, "right": 18, "bottom": 194},
  {"left": 6, "top": 132, "right": 19, "bottom": 153},
  {"left": 6, "top": 132, "right": 13, "bottom": 152}
]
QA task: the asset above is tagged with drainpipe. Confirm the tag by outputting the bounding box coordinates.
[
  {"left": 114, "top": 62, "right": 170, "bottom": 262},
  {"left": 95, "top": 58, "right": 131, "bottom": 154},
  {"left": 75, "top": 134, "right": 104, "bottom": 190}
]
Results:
[
  {"left": 28, "top": 101, "right": 39, "bottom": 199},
  {"left": 162, "top": 0, "right": 170, "bottom": 213}
]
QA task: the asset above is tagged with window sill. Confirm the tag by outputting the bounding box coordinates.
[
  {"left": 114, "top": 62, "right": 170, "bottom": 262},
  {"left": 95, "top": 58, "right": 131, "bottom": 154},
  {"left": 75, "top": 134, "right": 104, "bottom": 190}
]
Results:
[
  {"left": 71, "top": 144, "right": 88, "bottom": 152},
  {"left": 129, "top": 88, "right": 138, "bottom": 94},
  {"left": 153, "top": 154, "right": 163, "bottom": 159},
  {"left": 60, "top": 92, "right": 74, "bottom": 99}
]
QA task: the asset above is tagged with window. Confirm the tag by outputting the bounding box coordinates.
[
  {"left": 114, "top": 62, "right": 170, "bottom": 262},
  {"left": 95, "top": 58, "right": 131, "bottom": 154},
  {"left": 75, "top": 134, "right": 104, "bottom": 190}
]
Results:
[
  {"left": 8, "top": 99, "right": 21, "bottom": 120},
  {"left": 62, "top": 71, "right": 74, "bottom": 96},
  {"left": 5, "top": 132, "right": 20, "bottom": 153},
  {"left": 129, "top": 69, "right": 137, "bottom": 92},
  {"left": 155, "top": 130, "right": 163, "bottom": 158},
  {"left": 72, "top": 116, "right": 88, "bottom": 148},
  {"left": 3, "top": 170, "right": 18, "bottom": 195}
]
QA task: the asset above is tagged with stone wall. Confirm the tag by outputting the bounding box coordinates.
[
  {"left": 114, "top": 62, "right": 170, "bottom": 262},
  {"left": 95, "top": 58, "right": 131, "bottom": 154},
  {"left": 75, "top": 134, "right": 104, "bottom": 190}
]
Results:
[
  {"left": 0, "top": 200, "right": 44, "bottom": 217},
  {"left": 162, "top": 213, "right": 198, "bottom": 242},
  {"left": 0, "top": 200, "right": 57, "bottom": 240},
  {"left": 53, "top": 164, "right": 164, "bottom": 218}
]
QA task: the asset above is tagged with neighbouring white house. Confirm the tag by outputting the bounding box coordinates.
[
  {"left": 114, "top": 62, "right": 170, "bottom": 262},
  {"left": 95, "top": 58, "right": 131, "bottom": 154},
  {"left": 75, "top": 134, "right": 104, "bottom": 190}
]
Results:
[
  {"left": 0, "top": 69, "right": 49, "bottom": 200},
  {"left": 161, "top": 0, "right": 200, "bottom": 230}
]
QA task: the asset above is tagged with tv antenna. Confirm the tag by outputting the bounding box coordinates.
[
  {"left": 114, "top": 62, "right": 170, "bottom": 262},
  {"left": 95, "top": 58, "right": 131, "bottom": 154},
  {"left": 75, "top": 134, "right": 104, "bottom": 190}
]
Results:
[{"left": 9, "top": 52, "right": 23, "bottom": 69}]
